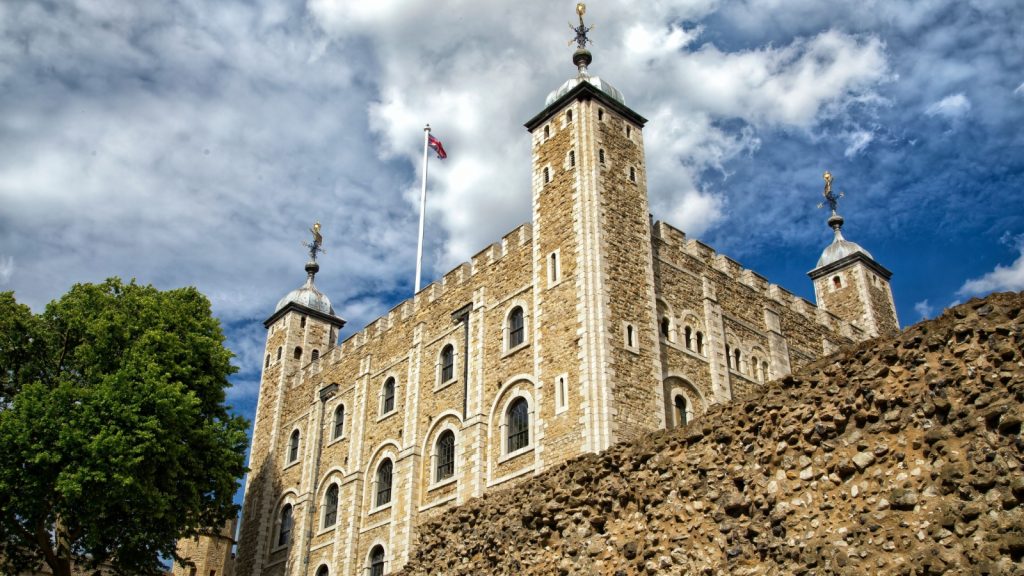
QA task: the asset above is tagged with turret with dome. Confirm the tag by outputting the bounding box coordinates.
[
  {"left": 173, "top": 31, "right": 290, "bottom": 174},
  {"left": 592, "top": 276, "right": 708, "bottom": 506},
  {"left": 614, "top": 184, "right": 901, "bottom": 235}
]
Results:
[{"left": 808, "top": 172, "right": 899, "bottom": 338}]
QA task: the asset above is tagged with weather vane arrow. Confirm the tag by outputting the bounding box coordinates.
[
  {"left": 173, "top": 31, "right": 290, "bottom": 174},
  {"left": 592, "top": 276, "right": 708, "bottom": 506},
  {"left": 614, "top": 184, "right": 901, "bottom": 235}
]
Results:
[{"left": 818, "top": 170, "right": 845, "bottom": 214}]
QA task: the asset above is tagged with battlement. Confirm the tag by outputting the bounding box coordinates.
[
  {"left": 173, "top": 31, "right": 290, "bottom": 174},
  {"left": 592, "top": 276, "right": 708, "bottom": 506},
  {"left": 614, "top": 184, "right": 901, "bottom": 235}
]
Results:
[
  {"left": 322, "top": 222, "right": 536, "bottom": 363},
  {"left": 652, "top": 219, "right": 862, "bottom": 338}
]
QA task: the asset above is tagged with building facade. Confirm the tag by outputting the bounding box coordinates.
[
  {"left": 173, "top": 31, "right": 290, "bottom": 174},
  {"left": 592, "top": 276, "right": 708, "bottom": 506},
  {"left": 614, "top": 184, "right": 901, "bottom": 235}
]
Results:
[{"left": 228, "top": 26, "right": 899, "bottom": 576}]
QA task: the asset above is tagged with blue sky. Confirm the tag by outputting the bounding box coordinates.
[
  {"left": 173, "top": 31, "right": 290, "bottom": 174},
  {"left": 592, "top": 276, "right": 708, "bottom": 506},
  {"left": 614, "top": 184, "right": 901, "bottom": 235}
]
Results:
[{"left": 2, "top": 0, "right": 1023, "bottom": 491}]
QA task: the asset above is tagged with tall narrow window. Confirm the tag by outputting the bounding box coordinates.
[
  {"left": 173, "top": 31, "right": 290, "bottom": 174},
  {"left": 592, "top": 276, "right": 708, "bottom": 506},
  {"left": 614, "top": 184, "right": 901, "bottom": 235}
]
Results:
[
  {"left": 674, "top": 395, "right": 688, "bottom": 427},
  {"left": 277, "top": 504, "right": 293, "bottom": 547},
  {"left": 598, "top": 108, "right": 604, "bottom": 121},
  {"left": 382, "top": 378, "right": 395, "bottom": 414},
  {"left": 333, "top": 404, "right": 345, "bottom": 440},
  {"left": 323, "top": 484, "right": 338, "bottom": 528},
  {"left": 762, "top": 361, "right": 769, "bottom": 382},
  {"left": 751, "top": 356, "right": 760, "bottom": 381},
  {"left": 300, "top": 316, "right": 307, "bottom": 328},
  {"left": 629, "top": 166, "right": 636, "bottom": 182},
  {"left": 684, "top": 326, "right": 693, "bottom": 350},
  {"left": 696, "top": 331, "right": 704, "bottom": 355},
  {"left": 660, "top": 317, "right": 671, "bottom": 338},
  {"left": 435, "top": 430, "right": 455, "bottom": 481},
  {"left": 726, "top": 345, "right": 732, "bottom": 369},
  {"left": 288, "top": 430, "right": 300, "bottom": 463},
  {"left": 548, "top": 251, "right": 560, "bottom": 284},
  {"left": 440, "top": 344, "right": 455, "bottom": 382},
  {"left": 375, "top": 459, "right": 393, "bottom": 507},
  {"left": 265, "top": 354, "right": 270, "bottom": 368},
  {"left": 625, "top": 324, "right": 636, "bottom": 348},
  {"left": 369, "top": 546, "right": 385, "bottom": 576},
  {"left": 556, "top": 375, "right": 568, "bottom": 413},
  {"left": 566, "top": 109, "right": 573, "bottom": 122},
  {"left": 734, "top": 349, "right": 742, "bottom": 373},
  {"left": 568, "top": 150, "right": 575, "bottom": 167},
  {"left": 626, "top": 125, "right": 632, "bottom": 138},
  {"left": 599, "top": 149, "right": 605, "bottom": 164},
  {"left": 277, "top": 346, "right": 282, "bottom": 360},
  {"left": 543, "top": 125, "right": 550, "bottom": 139},
  {"left": 507, "top": 398, "right": 529, "bottom": 453},
  {"left": 508, "top": 307, "right": 525, "bottom": 349},
  {"left": 311, "top": 349, "right": 320, "bottom": 362},
  {"left": 543, "top": 167, "right": 550, "bottom": 183},
  {"left": 293, "top": 346, "right": 302, "bottom": 360}
]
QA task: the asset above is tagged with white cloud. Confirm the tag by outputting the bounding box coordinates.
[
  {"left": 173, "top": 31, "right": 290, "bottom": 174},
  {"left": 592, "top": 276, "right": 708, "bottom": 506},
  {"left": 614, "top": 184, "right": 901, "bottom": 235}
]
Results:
[
  {"left": 958, "top": 241, "right": 1024, "bottom": 296},
  {"left": 925, "top": 93, "right": 971, "bottom": 119},
  {"left": 844, "top": 130, "right": 874, "bottom": 157},
  {"left": 0, "top": 255, "right": 13, "bottom": 285},
  {"left": 913, "top": 299, "right": 934, "bottom": 320},
  {"left": 1015, "top": 82, "right": 1024, "bottom": 96}
]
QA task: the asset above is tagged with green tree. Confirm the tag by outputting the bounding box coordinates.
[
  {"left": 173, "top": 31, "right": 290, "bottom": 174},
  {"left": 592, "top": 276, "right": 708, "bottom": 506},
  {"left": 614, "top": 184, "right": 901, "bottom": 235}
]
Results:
[{"left": 0, "top": 279, "right": 249, "bottom": 576}]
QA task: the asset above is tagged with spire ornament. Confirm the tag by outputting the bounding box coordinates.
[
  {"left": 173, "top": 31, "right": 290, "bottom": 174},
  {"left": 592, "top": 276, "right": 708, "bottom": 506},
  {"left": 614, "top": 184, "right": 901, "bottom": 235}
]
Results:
[
  {"left": 817, "top": 171, "right": 846, "bottom": 233},
  {"left": 302, "top": 220, "right": 326, "bottom": 281},
  {"left": 569, "top": 3, "right": 594, "bottom": 73}
]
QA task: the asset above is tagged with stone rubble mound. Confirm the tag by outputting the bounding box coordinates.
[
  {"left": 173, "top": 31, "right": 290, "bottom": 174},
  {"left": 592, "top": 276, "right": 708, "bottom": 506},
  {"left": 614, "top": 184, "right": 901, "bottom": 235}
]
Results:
[{"left": 399, "top": 292, "right": 1024, "bottom": 575}]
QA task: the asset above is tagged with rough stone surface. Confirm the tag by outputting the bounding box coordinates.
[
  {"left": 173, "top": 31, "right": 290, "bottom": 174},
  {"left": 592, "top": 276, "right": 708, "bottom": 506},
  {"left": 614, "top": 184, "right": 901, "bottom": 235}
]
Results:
[{"left": 399, "top": 293, "right": 1024, "bottom": 576}]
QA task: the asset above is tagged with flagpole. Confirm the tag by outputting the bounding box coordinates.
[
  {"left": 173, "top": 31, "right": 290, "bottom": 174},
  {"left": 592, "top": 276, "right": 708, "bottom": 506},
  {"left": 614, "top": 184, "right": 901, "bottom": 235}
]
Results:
[{"left": 415, "top": 124, "right": 430, "bottom": 293}]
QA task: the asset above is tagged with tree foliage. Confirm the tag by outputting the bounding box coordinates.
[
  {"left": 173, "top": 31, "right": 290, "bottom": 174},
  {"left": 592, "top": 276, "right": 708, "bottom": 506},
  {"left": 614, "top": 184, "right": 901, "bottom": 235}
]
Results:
[{"left": 0, "top": 279, "right": 249, "bottom": 576}]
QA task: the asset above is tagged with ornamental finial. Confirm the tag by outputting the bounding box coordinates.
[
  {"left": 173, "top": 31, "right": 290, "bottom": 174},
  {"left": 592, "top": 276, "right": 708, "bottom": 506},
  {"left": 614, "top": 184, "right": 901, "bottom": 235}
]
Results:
[
  {"left": 303, "top": 221, "right": 325, "bottom": 264},
  {"left": 569, "top": 3, "right": 593, "bottom": 50},
  {"left": 818, "top": 171, "right": 845, "bottom": 215}
]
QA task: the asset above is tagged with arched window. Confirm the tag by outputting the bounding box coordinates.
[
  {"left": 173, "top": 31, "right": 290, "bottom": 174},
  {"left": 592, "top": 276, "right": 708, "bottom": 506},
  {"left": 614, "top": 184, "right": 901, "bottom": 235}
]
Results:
[
  {"left": 625, "top": 324, "right": 636, "bottom": 348},
  {"left": 508, "top": 307, "right": 525, "bottom": 349},
  {"left": 315, "top": 565, "right": 329, "bottom": 576},
  {"left": 300, "top": 315, "right": 307, "bottom": 328},
  {"left": 598, "top": 108, "right": 604, "bottom": 121},
  {"left": 277, "top": 504, "right": 293, "bottom": 547},
  {"left": 626, "top": 125, "right": 632, "bottom": 138},
  {"left": 751, "top": 356, "right": 760, "bottom": 381},
  {"left": 435, "top": 430, "right": 455, "bottom": 482},
  {"left": 566, "top": 109, "right": 573, "bottom": 122},
  {"left": 382, "top": 377, "right": 395, "bottom": 414},
  {"left": 832, "top": 275, "right": 842, "bottom": 289},
  {"left": 543, "top": 125, "right": 550, "bottom": 139},
  {"left": 333, "top": 404, "right": 345, "bottom": 440},
  {"left": 288, "top": 430, "right": 300, "bottom": 463},
  {"left": 369, "top": 546, "right": 386, "bottom": 576},
  {"left": 277, "top": 346, "right": 282, "bottom": 360},
  {"left": 323, "top": 484, "right": 339, "bottom": 528},
  {"left": 293, "top": 346, "right": 302, "bottom": 360},
  {"left": 696, "top": 331, "right": 704, "bottom": 355},
  {"left": 674, "top": 394, "right": 688, "bottom": 427},
  {"left": 375, "top": 459, "right": 393, "bottom": 507},
  {"left": 311, "top": 349, "right": 320, "bottom": 362},
  {"left": 734, "top": 349, "right": 742, "bottom": 373},
  {"left": 684, "top": 326, "right": 693, "bottom": 350},
  {"left": 726, "top": 345, "right": 732, "bottom": 369},
  {"left": 660, "top": 317, "right": 670, "bottom": 339},
  {"left": 507, "top": 398, "right": 529, "bottom": 453},
  {"left": 440, "top": 345, "right": 455, "bottom": 383},
  {"left": 762, "top": 361, "right": 769, "bottom": 382}
]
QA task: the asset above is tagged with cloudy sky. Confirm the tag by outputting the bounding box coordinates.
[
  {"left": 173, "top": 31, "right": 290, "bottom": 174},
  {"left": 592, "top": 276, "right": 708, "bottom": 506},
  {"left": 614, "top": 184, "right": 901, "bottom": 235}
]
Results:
[{"left": 3, "top": 0, "right": 1023, "bottom": 435}]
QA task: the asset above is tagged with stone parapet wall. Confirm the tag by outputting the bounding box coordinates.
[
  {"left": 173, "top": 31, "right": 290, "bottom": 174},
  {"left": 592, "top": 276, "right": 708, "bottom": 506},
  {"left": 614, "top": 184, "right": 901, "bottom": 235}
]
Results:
[{"left": 399, "top": 291, "right": 1024, "bottom": 575}]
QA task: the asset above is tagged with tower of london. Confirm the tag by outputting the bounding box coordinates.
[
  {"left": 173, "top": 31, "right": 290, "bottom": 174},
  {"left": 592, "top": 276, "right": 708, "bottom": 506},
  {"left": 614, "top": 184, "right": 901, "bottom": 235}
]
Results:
[{"left": 198, "top": 7, "right": 900, "bottom": 575}]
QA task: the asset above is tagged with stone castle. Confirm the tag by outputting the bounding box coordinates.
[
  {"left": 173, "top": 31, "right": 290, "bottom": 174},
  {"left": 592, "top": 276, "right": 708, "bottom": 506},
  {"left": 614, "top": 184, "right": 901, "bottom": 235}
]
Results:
[{"left": 176, "top": 8, "right": 899, "bottom": 576}]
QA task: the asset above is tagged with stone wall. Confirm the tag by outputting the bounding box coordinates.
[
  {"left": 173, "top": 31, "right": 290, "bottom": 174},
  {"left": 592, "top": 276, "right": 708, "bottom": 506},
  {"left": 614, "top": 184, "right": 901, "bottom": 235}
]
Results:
[{"left": 400, "top": 292, "right": 1024, "bottom": 575}]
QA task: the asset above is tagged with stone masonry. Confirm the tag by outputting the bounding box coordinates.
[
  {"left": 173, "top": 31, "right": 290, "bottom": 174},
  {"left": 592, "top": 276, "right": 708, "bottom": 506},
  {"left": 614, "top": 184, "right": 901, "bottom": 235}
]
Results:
[
  {"left": 399, "top": 292, "right": 1024, "bottom": 576},
  {"left": 227, "top": 40, "right": 899, "bottom": 576}
]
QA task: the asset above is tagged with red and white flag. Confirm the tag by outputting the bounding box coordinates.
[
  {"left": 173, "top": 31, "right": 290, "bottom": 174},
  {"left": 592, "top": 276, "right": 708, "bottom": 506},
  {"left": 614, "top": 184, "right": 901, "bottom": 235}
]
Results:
[{"left": 428, "top": 134, "right": 447, "bottom": 159}]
